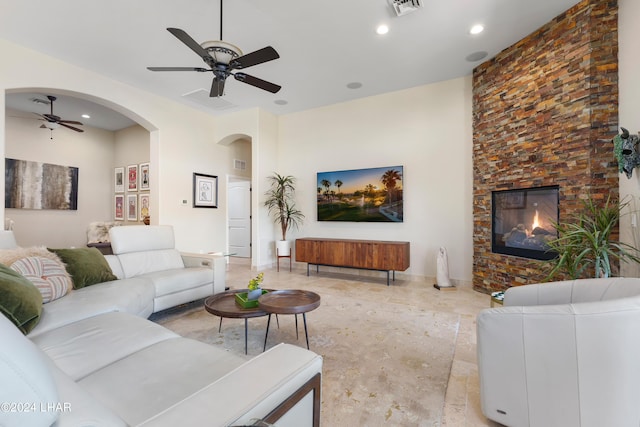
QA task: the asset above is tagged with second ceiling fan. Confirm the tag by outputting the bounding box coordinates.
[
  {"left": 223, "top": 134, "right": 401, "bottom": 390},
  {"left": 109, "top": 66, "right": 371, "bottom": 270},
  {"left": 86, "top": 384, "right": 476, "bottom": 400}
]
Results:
[
  {"left": 147, "top": 0, "right": 281, "bottom": 97},
  {"left": 35, "top": 95, "right": 84, "bottom": 133}
]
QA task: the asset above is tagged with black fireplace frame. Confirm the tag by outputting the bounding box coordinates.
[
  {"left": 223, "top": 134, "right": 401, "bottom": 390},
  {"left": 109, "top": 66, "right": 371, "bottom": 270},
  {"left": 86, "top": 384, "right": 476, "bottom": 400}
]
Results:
[{"left": 491, "top": 185, "right": 559, "bottom": 261}]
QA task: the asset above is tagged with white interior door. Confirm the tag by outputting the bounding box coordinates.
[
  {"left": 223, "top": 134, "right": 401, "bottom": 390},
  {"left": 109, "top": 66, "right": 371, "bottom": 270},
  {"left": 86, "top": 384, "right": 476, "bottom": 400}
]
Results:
[{"left": 228, "top": 179, "right": 251, "bottom": 257}]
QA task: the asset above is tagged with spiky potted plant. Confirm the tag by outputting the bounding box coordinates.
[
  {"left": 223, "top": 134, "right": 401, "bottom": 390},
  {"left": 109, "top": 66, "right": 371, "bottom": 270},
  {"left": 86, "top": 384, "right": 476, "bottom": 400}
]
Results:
[
  {"left": 545, "top": 196, "right": 640, "bottom": 280},
  {"left": 264, "top": 173, "right": 305, "bottom": 258}
]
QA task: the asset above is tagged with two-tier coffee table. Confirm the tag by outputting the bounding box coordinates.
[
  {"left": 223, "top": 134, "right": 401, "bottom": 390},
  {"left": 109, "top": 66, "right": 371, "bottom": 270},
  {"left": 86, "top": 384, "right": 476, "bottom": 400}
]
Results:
[
  {"left": 204, "top": 288, "right": 271, "bottom": 355},
  {"left": 259, "top": 290, "right": 321, "bottom": 351}
]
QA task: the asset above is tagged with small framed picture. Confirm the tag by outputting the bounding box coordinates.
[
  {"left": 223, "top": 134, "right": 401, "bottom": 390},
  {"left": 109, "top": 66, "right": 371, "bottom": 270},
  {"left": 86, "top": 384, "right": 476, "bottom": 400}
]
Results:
[
  {"left": 193, "top": 172, "right": 218, "bottom": 208},
  {"left": 127, "top": 164, "right": 138, "bottom": 192},
  {"left": 139, "top": 193, "right": 150, "bottom": 220},
  {"left": 114, "top": 167, "right": 125, "bottom": 193},
  {"left": 126, "top": 194, "right": 138, "bottom": 221},
  {"left": 114, "top": 195, "right": 124, "bottom": 220},
  {"left": 139, "top": 162, "right": 150, "bottom": 190}
]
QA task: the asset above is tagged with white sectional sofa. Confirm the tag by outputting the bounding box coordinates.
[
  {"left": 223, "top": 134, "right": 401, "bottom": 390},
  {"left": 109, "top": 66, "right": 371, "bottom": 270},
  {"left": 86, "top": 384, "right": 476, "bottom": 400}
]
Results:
[
  {"left": 106, "top": 225, "right": 227, "bottom": 312},
  {"left": 0, "top": 227, "right": 323, "bottom": 426},
  {"left": 27, "top": 225, "right": 226, "bottom": 338}
]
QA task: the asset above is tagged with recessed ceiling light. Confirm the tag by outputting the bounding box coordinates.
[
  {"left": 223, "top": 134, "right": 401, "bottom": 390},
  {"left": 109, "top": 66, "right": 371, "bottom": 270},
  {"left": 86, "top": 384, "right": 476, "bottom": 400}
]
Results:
[
  {"left": 81, "top": 114, "right": 90, "bottom": 119},
  {"left": 470, "top": 24, "right": 484, "bottom": 35},
  {"left": 274, "top": 100, "right": 288, "bottom": 105},
  {"left": 376, "top": 25, "right": 389, "bottom": 35},
  {"left": 466, "top": 51, "right": 488, "bottom": 62},
  {"left": 346, "top": 82, "right": 363, "bottom": 89}
]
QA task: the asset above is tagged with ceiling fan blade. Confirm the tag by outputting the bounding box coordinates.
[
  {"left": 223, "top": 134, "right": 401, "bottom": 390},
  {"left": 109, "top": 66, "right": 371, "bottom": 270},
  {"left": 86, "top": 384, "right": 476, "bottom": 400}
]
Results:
[
  {"left": 59, "top": 120, "right": 83, "bottom": 125},
  {"left": 60, "top": 123, "right": 84, "bottom": 133},
  {"left": 230, "top": 46, "right": 279, "bottom": 69},
  {"left": 234, "top": 73, "right": 281, "bottom": 94},
  {"left": 39, "top": 124, "right": 46, "bottom": 129},
  {"left": 210, "top": 76, "right": 226, "bottom": 97},
  {"left": 43, "top": 114, "right": 61, "bottom": 122},
  {"left": 167, "top": 28, "right": 210, "bottom": 60},
  {"left": 147, "top": 67, "right": 210, "bottom": 72}
]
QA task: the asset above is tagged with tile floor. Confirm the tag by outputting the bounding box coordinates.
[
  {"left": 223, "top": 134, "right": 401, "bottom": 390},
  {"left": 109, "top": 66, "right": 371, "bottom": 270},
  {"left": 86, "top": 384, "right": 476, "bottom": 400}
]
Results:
[{"left": 223, "top": 257, "right": 503, "bottom": 426}]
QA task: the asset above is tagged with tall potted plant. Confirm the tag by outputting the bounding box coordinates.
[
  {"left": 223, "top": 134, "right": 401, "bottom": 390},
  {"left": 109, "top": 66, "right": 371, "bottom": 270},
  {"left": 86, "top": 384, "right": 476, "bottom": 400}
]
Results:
[
  {"left": 264, "top": 173, "right": 304, "bottom": 257},
  {"left": 545, "top": 195, "right": 640, "bottom": 280}
]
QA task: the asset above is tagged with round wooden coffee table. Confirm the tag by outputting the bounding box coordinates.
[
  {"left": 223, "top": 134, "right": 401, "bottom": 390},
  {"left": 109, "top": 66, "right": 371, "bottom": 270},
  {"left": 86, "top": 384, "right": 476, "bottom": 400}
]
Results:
[
  {"left": 258, "top": 289, "right": 321, "bottom": 351},
  {"left": 204, "top": 289, "right": 270, "bottom": 354}
]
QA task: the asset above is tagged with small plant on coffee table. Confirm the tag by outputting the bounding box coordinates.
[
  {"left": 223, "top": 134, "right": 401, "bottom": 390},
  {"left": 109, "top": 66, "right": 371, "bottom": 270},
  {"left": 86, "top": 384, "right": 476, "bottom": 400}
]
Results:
[
  {"left": 247, "top": 272, "right": 264, "bottom": 301},
  {"left": 248, "top": 272, "right": 264, "bottom": 291}
]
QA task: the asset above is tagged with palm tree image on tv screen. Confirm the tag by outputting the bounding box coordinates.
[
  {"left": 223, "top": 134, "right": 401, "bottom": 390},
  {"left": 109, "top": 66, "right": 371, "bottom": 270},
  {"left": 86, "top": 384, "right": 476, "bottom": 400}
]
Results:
[{"left": 316, "top": 166, "right": 403, "bottom": 222}]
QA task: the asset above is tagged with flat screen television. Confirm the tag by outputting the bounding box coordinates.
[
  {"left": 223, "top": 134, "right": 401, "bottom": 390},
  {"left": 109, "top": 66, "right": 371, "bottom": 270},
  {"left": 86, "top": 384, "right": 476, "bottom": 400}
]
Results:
[
  {"left": 492, "top": 185, "right": 559, "bottom": 260},
  {"left": 317, "top": 165, "right": 403, "bottom": 222}
]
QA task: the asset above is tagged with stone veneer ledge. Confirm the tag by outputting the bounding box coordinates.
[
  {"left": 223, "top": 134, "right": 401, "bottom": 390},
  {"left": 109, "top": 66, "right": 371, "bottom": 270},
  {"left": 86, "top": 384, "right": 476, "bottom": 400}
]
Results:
[{"left": 472, "top": 0, "right": 619, "bottom": 293}]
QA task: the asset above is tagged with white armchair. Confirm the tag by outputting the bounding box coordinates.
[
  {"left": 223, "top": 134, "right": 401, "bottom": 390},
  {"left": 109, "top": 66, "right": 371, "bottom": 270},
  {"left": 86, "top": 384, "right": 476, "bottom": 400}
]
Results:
[{"left": 477, "top": 278, "right": 640, "bottom": 427}]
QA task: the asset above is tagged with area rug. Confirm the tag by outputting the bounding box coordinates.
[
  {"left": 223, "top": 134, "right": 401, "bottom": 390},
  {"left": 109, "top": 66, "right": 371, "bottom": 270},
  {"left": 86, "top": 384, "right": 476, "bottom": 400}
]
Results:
[{"left": 152, "top": 276, "right": 461, "bottom": 426}]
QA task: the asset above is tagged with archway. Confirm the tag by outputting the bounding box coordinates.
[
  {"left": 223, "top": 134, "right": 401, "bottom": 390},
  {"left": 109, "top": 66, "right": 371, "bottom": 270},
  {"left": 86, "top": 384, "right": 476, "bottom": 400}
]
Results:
[
  {"left": 218, "top": 133, "right": 253, "bottom": 260},
  {"left": 3, "top": 87, "right": 158, "bottom": 247}
]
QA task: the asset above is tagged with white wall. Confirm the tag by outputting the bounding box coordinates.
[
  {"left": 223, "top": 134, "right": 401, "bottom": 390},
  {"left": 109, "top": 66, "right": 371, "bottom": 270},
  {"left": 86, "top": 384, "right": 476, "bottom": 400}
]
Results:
[
  {"left": 5, "top": 110, "right": 115, "bottom": 247},
  {"left": 618, "top": 0, "right": 640, "bottom": 277},
  {"left": 0, "top": 39, "right": 231, "bottom": 254},
  {"left": 7, "top": 3, "right": 627, "bottom": 284},
  {"left": 114, "top": 125, "right": 150, "bottom": 174},
  {"left": 214, "top": 108, "right": 279, "bottom": 268},
  {"left": 0, "top": 45, "right": 476, "bottom": 282},
  {"left": 276, "top": 76, "right": 474, "bottom": 284},
  {"left": 5, "top": 109, "right": 151, "bottom": 246},
  {"left": 228, "top": 138, "right": 252, "bottom": 180},
  {"left": 3, "top": 50, "right": 473, "bottom": 282},
  {"left": 114, "top": 124, "right": 150, "bottom": 225}
]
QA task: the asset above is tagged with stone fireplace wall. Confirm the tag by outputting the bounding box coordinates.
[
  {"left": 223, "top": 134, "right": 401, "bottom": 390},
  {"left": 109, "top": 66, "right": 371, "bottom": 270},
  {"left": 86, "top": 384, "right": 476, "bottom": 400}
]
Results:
[{"left": 472, "top": 0, "right": 619, "bottom": 293}]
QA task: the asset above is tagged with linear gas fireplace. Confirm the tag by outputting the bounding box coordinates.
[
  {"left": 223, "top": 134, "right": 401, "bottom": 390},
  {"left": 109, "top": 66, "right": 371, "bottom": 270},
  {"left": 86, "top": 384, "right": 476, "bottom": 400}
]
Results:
[{"left": 492, "top": 186, "right": 559, "bottom": 260}]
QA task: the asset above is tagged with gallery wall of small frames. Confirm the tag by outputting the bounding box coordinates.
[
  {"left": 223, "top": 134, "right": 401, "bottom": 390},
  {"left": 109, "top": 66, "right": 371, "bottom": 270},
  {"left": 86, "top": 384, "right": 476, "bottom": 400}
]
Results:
[{"left": 114, "top": 162, "right": 150, "bottom": 223}]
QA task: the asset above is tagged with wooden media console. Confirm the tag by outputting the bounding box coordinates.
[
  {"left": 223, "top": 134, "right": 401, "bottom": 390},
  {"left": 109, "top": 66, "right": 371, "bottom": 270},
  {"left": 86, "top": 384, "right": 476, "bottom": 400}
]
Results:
[{"left": 295, "top": 238, "right": 410, "bottom": 285}]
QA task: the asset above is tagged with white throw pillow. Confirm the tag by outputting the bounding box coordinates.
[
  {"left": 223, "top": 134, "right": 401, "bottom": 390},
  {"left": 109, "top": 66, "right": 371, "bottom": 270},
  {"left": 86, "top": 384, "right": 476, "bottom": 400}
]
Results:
[
  {"left": 0, "top": 246, "right": 62, "bottom": 267},
  {"left": 10, "top": 256, "right": 71, "bottom": 303}
]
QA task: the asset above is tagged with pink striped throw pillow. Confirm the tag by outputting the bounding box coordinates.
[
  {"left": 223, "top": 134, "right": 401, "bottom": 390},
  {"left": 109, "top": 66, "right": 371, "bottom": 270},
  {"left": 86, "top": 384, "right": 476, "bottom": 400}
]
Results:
[{"left": 10, "top": 257, "right": 71, "bottom": 303}]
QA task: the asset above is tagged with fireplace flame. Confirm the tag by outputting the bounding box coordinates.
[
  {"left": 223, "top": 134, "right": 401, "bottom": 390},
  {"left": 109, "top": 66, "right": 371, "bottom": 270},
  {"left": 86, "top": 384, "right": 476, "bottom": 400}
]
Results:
[{"left": 532, "top": 209, "right": 540, "bottom": 231}]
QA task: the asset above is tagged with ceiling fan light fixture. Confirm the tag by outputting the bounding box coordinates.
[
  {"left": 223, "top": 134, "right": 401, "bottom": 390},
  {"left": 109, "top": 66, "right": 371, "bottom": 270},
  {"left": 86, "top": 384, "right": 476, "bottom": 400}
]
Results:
[
  {"left": 201, "top": 40, "right": 242, "bottom": 65},
  {"left": 148, "top": 24, "right": 280, "bottom": 97},
  {"left": 43, "top": 122, "right": 60, "bottom": 130}
]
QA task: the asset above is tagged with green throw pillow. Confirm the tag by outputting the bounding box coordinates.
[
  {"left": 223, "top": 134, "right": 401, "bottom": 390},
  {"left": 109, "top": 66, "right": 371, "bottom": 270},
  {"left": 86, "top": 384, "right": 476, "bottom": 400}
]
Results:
[
  {"left": 49, "top": 247, "right": 117, "bottom": 289},
  {"left": 0, "top": 263, "right": 43, "bottom": 334}
]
